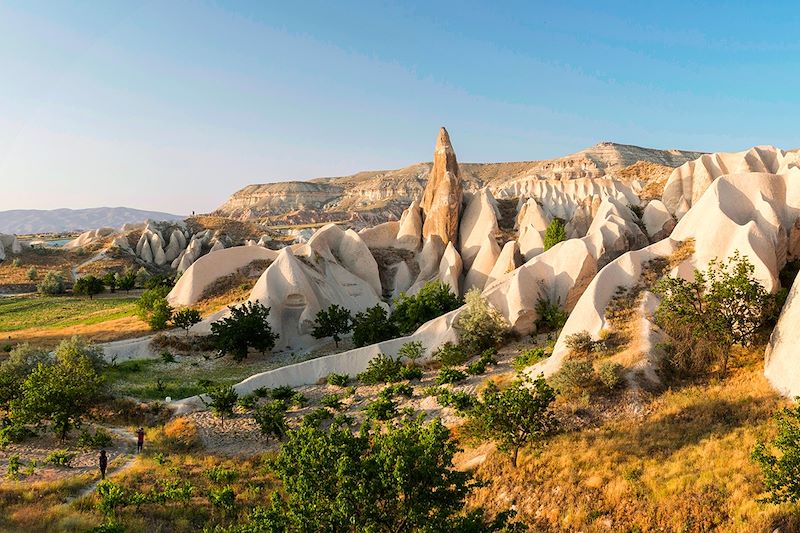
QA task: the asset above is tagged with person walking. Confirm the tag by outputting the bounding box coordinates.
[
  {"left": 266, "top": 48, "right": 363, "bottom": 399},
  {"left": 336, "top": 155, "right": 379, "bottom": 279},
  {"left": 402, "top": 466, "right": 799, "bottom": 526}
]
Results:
[
  {"left": 136, "top": 427, "right": 145, "bottom": 453},
  {"left": 99, "top": 450, "right": 108, "bottom": 480}
]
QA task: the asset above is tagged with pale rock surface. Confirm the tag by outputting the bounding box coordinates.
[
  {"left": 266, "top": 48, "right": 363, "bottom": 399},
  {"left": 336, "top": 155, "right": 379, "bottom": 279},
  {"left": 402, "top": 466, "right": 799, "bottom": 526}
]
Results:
[
  {"left": 420, "top": 128, "right": 463, "bottom": 246},
  {"left": 408, "top": 236, "right": 446, "bottom": 294},
  {"left": 168, "top": 245, "right": 278, "bottom": 306},
  {"left": 306, "top": 224, "right": 382, "bottom": 298},
  {"left": 642, "top": 199, "right": 676, "bottom": 240},
  {"left": 438, "top": 242, "right": 463, "bottom": 295},
  {"left": 459, "top": 187, "right": 499, "bottom": 271},
  {"left": 765, "top": 272, "right": 800, "bottom": 397},
  {"left": 140, "top": 240, "right": 154, "bottom": 264},
  {"left": 486, "top": 240, "right": 521, "bottom": 287},
  {"left": 210, "top": 240, "right": 225, "bottom": 252},
  {"left": 391, "top": 261, "right": 414, "bottom": 298},
  {"left": 515, "top": 198, "right": 550, "bottom": 232},
  {"left": 358, "top": 221, "right": 400, "bottom": 249},
  {"left": 518, "top": 224, "right": 545, "bottom": 261},
  {"left": 396, "top": 200, "right": 423, "bottom": 250},
  {"left": 463, "top": 235, "right": 501, "bottom": 292}
]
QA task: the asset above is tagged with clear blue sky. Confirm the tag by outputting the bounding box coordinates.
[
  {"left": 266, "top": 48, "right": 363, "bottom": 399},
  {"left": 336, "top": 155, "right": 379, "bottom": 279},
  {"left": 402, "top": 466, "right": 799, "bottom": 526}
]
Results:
[{"left": 1, "top": 1, "right": 798, "bottom": 213}]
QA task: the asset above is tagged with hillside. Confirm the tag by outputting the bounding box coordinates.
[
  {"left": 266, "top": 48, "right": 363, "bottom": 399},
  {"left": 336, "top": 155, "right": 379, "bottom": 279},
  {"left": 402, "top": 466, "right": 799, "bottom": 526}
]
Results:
[
  {"left": 215, "top": 141, "right": 705, "bottom": 223},
  {"left": 0, "top": 207, "right": 185, "bottom": 235}
]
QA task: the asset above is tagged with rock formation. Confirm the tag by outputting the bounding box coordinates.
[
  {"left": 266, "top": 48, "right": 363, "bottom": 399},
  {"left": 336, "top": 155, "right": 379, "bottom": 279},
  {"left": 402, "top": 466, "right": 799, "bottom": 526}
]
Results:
[{"left": 420, "top": 127, "right": 464, "bottom": 247}]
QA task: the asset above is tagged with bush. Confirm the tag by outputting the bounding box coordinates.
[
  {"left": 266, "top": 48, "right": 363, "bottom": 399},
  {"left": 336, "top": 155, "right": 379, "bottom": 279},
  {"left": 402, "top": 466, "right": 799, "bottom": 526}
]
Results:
[
  {"left": 301, "top": 407, "right": 333, "bottom": 428},
  {"left": 543, "top": 218, "right": 566, "bottom": 251},
  {"left": 435, "top": 367, "right": 467, "bottom": 385},
  {"left": 433, "top": 342, "right": 468, "bottom": 366},
  {"left": 436, "top": 389, "right": 476, "bottom": 412},
  {"left": 160, "top": 350, "right": 176, "bottom": 363},
  {"left": 78, "top": 428, "right": 113, "bottom": 449},
  {"left": 270, "top": 385, "right": 295, "bottom": 402},
  {"left": 237, "top": 394, "right": 258, "bottom": 410},
  {"left": 45, "top": 449, "right": 75, "bottom": 467},
  {"left": 379, "top": 383, "right": 413, "bottom": 399},
  {"left": 320, "top": 394, "right": 343, "bottom": 410},
  {"left": 208, "top": 485, "right": 236, "bottom": 516},
  {"left": 37, "top": 272, "right": 65, "bottom": 295},
  {"left": 391, "top": 280, "right": 462, "bottom": 335},
  {"left": 205, "top": 465, "right": 239, "bottom": 484},
  {"left": 6, "top": 454, "right": 20, "bottom": 479},
  {"left": 148, "top": 300, "right": 173, "bottom": 330},
  {"left": 11, "top": 258, "right": 22, "bottom": 268},
  {"left": 352, "top": 305, "right": 399, "bottom": 347},
  {"left": 399, "top": 365, "right": 423, "bottom": 381},
  {"left": 211, "top": 301, "right": 278, "bottom": 361},
  {"left": 253, "top": 401, "right": 287, "bottom": 439},
  {"left": 117, "top": 270, "right": 136, "bottom": 292},
  {"left": 312, "top": 305, "right": 353, "bottom": 348},
  {"left": 466, "top": 348, "right": 498, "bottom": 375},
  {"left": 513, "top": 347, "right": 548, "bottom": 371},
  {"left": 598, "top": 362, "right": 624, "bottom": 390},
  {"left": 26, "top": 267, "right": 37, "bottom": 281},
  {"left": 357, "top": 353, "right": 403, "bottom": 385},
  {"left": 565, "top": 331, "right": 596, "bottom": 357},
  {"left": 364, "top": 396, "right": 397, "bottom": 421},
  {"left": 326, "top": 372, "right": 349, "bottom": 387},
  {"left": 397, "top": 341, "right": 425, "bottom": 365},
  {"left": 752, "top": 401, "right": 800, "bottom": 503},
  {"left": 173, "top": 308, "right": 202, "bottom": 333},
  {"left": 456, "top": 289, "right": 509, "bottom": 353},
  {"left": 550, "top": 359, "right": 595, "bottom": 394},
  {"left": 535, "top": 298, "right": 568, "bottom": 331}
]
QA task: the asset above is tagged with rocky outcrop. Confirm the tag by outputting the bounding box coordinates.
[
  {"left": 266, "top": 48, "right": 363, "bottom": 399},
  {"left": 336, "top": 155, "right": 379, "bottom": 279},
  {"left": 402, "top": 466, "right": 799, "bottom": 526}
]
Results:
[{"left": 420, "top": 127, "right": 463, "bottom": 246}]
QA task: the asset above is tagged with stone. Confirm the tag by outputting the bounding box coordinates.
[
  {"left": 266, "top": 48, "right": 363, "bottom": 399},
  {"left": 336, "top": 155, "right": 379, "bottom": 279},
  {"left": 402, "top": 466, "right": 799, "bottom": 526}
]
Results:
[
  {"left": 459, "top": 187, "right": 499, "bottom": 271},
  {"left": 396, "top": 200, "right": 423, "bottom": 251},
  {"left": 438, "top": 242, "right": 463, "bottom": 295},
  {"left": 486, "top": 240, "right": 521, "bottom": 287},
  {"left": 420, "top": 127, "right": 463, "bottom": 246},
  {"left": 642, "top": 199, "right": 675, "bottom": 240},
  {"left": 463, "top": 235, "right": 501, "bottom": 292},
  {"left": 518, "top": 224, "right": 545, "bottom": 261}
]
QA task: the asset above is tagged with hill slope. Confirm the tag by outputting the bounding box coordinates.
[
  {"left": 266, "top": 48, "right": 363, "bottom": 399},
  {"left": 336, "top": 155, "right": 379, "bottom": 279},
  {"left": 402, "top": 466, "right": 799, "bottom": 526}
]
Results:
[
  {"left": 0, "top": 207, "right": 185, "bottom": 234},
  {"left": 215, "top": 141, "right": 705, "bottom": 223}
]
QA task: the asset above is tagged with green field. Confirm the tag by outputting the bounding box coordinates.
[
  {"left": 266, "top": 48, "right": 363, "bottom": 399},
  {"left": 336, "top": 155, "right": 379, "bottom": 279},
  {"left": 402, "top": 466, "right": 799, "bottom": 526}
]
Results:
[{"left": 0, "top": 295, "right": 138, "bottom": 332}]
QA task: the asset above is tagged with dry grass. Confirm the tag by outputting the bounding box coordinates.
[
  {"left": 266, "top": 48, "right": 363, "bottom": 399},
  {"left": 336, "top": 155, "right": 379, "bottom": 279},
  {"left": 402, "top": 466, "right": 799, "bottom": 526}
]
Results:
[
  {"left": 2, "top": 315, "right": 150, "bottom": 349},
  {"left": 186, "top": 216, "right": 265, "bottom": 244},
  {"left": 194, "top": 276, "right": 257, "bottom": 317},
  {"left": 466, "top": 351, "right": 799, "bottom": 532}
]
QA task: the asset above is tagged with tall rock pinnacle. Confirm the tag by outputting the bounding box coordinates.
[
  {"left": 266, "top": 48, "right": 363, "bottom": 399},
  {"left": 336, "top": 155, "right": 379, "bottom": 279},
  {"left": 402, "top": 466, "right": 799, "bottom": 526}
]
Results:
[{"left": 421, "top": 127, "right": 463, "bottom": 246}]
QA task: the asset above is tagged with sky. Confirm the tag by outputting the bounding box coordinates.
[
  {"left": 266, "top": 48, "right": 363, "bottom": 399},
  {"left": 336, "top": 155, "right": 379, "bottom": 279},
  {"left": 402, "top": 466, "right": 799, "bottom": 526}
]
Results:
[{"left": 1, "top": 1, "right": 799, "bottom": 214}]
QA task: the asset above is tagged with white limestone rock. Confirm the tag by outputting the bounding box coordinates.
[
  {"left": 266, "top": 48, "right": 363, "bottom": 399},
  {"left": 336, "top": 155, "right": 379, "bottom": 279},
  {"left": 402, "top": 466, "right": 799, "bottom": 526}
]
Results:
[
  {"left": 642, "top": 199, "right": 675, "bottom": 240},
  {"left": 396, "top": 200, "right": 423, "bottom": 251},
  {"left": 438, "top": 242, "right": 463, "bottom": 295},
  {"left": 463, "top": 235, "right": 501, "bottom": 292},
  {"left": 459, "top": 187, "right": 499, "bottom": 271},
  {"left": 486, "top": 240, "right": 521, "bottom": 287}
]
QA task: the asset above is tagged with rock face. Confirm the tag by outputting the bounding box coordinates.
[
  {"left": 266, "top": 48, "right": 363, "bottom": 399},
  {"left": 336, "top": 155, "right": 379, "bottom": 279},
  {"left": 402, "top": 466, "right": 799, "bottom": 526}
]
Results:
[{"left": 420, "top": 128, "right": 464, "bottom": 247}]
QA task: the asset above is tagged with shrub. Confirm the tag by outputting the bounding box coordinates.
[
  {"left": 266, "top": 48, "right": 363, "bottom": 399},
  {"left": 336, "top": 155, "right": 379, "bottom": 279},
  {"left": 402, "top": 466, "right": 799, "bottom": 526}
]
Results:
[
  {"left": 237, "top": 394, "right": 258, "bottom": 410},
  {"left": 598, "top": 362, "right": 624, "bottom": 390},
  {"left": 37, "top": 272, "right": 65, "bottom": 295},
  {"left": 436, "top": 367, "right": 468, "bottom": 385},
  {"left": 254, "top": 401, "right": 288, "bottom": 439},
  {"left": 436, "top": 389, "right": 476, "bottom": 412},
  {"left": 208, "top": 485, "right": 236, "bottom": 515},
  {"left": 173, "top": 308, "right": 202, "bottom": 333},
  {"left": 45, "top": 449, "right": 76, "bottom": 467},
  {"left": 26, "top": 267, "right": 37, "bottom": 281},
  {"left": 160, "top": 350, "right": 176, "bottom": 363},
  {"left": 550, "top": 359, "right": 595, "bottom": 394},
  {"left": 6, "top": 454, "right": 20, "bottom": 479},
  {"left": 399, "top": 365, "right": 423, "bottom": 381},
  {"left": 513, "top": 347, "right": 547, "bottom": 371},
  {"left": 302, "top": 407, "right": 333, "bottom": 428},
  {"left": 654, "top": 252, "right": 778, "bottom": 376},
  {"left": 203, "top": 386, "right": 238, "bottom": 427},
  {"left": 290, "top": 392, "right": 308, "bottom": 407},
  {"left": 433, "top": 342, "right": 468, "bottom": 366},
  {"left": 320, "top": 394, "right": 343, "bottom": 410},
  {"left": 470, "top": 375, "right": 558, "bottom": 467},
  {"left": 117, "top": 270, "right": 136, "bottom": 292},
  {"left": 535, "top": 298, "right": 568, "bottom": 331},
  {"left": 466, "top": 348, "right": 498, "bottom": 375},
  {"left": 752, "top": 401, "right": 800, "bottom": 503},
  {"left": 149, "top": 300, "right": 173, "bottom": 330},
  {"left": 0, "top": 423, "right": 34, "bottom": 446},
  {"left": 73, "top": 275, "right": 105, "bottom": 299},
  {"left": 204, "top": 465, "right": 239, "bottom": 484},
  {"left": 357, "top": 353, "right": 403, "bottom": 385},
  {"left": 391, "top": 280, "right": 462, "bottom": 335},
  {"left": 455, "top": 289, "right": 510, "bottom": 353},
  {"left": 102, "top": 271, "right": 118, "bottom": 292},
  {"left": 378, "top": 383, "right": 413, "bottom": 399},
  {"left": 352, "top": 304, "right": 399, "bottom": 347},
  {"left": 312, "top": 305, "right": 353, "bottom": 348},
  {"left": 211, "top": 301, "right": 278, "bottom": 361},
  {"left": 565, "top": 331, "right": 596, "bottom": 357},
  {"left": 326, "top": 372, "right": 349, "bottom": 387},
  {"left": 11, "top": 258, "right": 22, "bottom": 268},
  {"left": 397, "top": 341, "right": 425, "bottom": 365},
  {"left": 364, "top": 396, "right": 397, "bottom": 421},
  {"left": 543, "top": 218, "right": 566, "bottom": 251},
  {"left": 78, "top": 428, "right": 113, "bottom": 449},
  {"left": 270, "top": 385, "right": 295, "bottom": 402},
  {"left": 0, "top": 343, "right": 50, "bottom": 411}
]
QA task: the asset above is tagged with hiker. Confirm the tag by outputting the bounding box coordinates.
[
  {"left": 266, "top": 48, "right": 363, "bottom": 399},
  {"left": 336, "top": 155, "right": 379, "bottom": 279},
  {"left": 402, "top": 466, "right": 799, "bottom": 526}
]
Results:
[
  {"left": 99, "top": 450, "right": 107, "bottom": 480},
  {"left": 136, "top": 427, "right": 145, "bottom": 453}
]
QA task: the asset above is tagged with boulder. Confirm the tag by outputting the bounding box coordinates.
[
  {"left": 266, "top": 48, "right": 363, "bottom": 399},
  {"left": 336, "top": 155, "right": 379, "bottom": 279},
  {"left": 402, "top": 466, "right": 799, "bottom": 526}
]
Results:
[
  {"left": 486, "top": 240, "right": 521, "bottom": 286},
  {"left": 438, "top": 242, "right": 463, "bottom": 295},
  {"left": 463, "top": 235, "right": 501, "bottom": 292},
  {"left": 518, "top": 224, "right": 545, "bottom": 261},
  {"left": 358, "top": 221, "right": 400, "bottom": 249},
  {"left": 420, "top": 127, "right": 463, "bottom": 246},
  {"left": 396, "top": 200, "right": 423, "bottom": 251},
  {"left": 459, "top": 187, "right": 499, "bottom": 271},
  {"left": 515, "top": 198, "right": 550, "bottom": 232},
  {"left": 642, "top": 199, "right": 675, "bottom": 240}
]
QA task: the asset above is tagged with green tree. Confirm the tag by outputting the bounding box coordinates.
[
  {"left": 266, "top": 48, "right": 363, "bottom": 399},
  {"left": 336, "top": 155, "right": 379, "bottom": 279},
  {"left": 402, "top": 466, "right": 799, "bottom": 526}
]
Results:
[
  {"left": 11, "top": 343, "right": 105, "bottom": 440},
  {"left": 73, "top": 275, "right": 105, "bottom": 299},
  {"left": 203, "top": 385, "right": 238, "bottom": 428},
  {"left": 149, "top": 299, "right": 173, "bottom": 330},
  {"left": 253, "top": 400, "right": 288, "bottom": 440},
  {"left": 136, "top": 285, "right": 172, "bottom": 330},
  {"left": 210, "top": 301, "right": 278, "bottom": 361},
  {"left": 258, "top": 417, "right": 497, "bottom": 532},
  {"left": 543, "top": 218, "right": 566, "bottom": 251},
  {"left": 25, "top": 267, "right": 37, "bottom": 281},
  {"left": 391, "top": 280, "right": 462, "bottom": 335},
  {"left": 117, "top": 270, "right": 136, "bottom": 293},
  {"left": 173, "top": 308, "right": 202, "bottom": 334},
  {"left": 352, "top": 304, "right": 400, "bottom": 347},
  {"left": 654, "top": 252, "right": 777, "bottom": 375},
  {"left": 397, "top": 341, "right": 424, "bottom": 365},
  {"left": 456, "top": 288, "right": 510, "bottom": 353},
  {"left": 0, "top": 344, "right": 50, "bottom": 412},
  {"left": 311, "top": 304, "right": 353, "bottom": 348},
  {"left": 752, "top": 400, "right": 800, "bottom": 504},
  {"left": 470, "top": 375, "right": 558, "bottom": 467},
  {"left": 102, "top": 271, "right": 118, "bottom": 293},
  {"left": 36, "top": 272, "right": 65, "bottom": 295}
]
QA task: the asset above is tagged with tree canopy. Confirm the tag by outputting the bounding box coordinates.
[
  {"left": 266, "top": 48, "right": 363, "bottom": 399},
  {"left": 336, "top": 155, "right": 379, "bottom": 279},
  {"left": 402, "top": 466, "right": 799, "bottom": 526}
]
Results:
[
  {"left": 311, "top": 304, "right": 353, "bottom": 348},
  {"left": 211, "top": 301, "right": 278, "bottom": 361}
]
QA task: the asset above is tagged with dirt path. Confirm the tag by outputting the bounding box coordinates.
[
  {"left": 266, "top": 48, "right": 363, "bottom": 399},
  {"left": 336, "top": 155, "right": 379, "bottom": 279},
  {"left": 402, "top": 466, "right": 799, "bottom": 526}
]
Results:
[{"left": 65, "top": 426, "right": 139, "bottom": 503}]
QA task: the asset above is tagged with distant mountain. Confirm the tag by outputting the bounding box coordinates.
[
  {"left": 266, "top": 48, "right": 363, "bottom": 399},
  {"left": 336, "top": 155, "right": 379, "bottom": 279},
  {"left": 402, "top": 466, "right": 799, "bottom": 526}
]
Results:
[{"left": 0, "top": 207, "right": 185, "bottom": 235}]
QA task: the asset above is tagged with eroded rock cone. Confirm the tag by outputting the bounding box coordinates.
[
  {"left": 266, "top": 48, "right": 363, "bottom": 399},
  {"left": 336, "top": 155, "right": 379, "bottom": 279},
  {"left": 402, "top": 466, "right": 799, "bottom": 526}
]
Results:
[{"left": 421, "top": 127, "right": 463, "bottom": 246}]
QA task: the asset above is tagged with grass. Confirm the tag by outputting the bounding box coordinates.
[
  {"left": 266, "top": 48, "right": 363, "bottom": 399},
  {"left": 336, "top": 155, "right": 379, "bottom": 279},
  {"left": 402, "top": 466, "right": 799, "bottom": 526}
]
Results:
[
  {"left": 465, "top": 348, "right": 800, "bottom": 532},
  {"left": 0, "top": 295, "right": 139, "bottom": 333}
]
